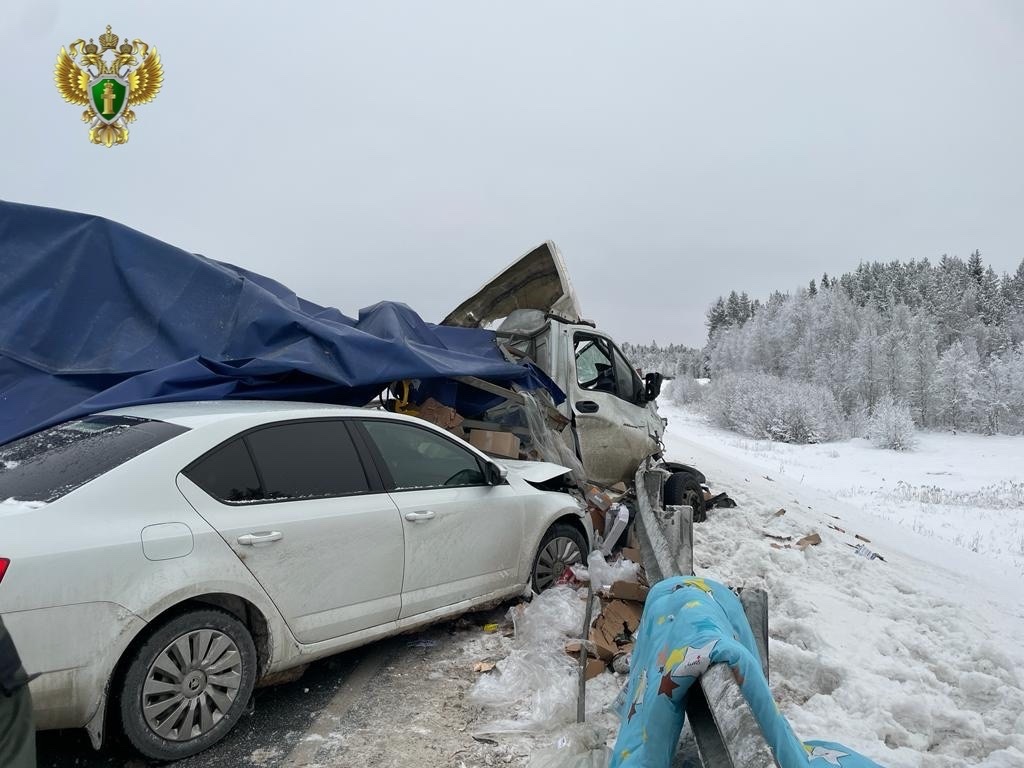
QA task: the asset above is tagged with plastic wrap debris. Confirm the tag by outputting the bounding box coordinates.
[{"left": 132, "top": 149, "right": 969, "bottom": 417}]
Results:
[
  {"left": 586, "top": 551, "right": 639, "bottom": 591},
  {"left": 519, "top": 390, "right": 588, "bottom": 487},
  {"left": 527, "top": 723, "right": 610, "bottom": 768},
  {"left": 470, "top": 586, "right": 598, "bottom": 735}
]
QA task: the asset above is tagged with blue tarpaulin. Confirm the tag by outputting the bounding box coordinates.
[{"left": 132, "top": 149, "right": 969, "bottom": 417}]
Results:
[{"left": 0, "top": 201, "right": 563, "bottom": 445}]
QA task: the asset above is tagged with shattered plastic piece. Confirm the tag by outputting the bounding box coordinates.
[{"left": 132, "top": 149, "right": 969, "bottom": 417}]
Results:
[
  {"left": 483, "top": 623, "right": 500, "bottom": 633},
  {"left": 849, "top": 543, "right": 886, "bottom": 561},
  {"left": 611, "top": 652, "right": 631, "bottom": 675},
  {"left": 528, "top": 723, "right": 610, "bottom": 768},
  {"left": 599, "top": 504, "right": 629, "bottom": 557}
]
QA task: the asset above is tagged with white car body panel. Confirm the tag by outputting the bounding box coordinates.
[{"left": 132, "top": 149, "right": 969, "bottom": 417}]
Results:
[
  {"left": 177, "top": 474, "right": 406, "bottom": 644},
  {"left": 392, "top": 483, "right": 524, "bottom": 618}
]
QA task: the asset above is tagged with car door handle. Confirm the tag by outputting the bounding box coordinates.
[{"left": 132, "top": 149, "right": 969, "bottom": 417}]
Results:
[
  {"left": 576, "top": 400, "right": 599, "bottom": 414},
  {"left": 237, "top": 531, "right": 283, "bottom": 546},
  {"left": 404, "top": 510, "right": 436, "bottom": 522}
]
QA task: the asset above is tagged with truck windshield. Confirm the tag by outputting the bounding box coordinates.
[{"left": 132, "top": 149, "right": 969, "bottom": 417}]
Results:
[{"left": 0, "top": 415, "right": 188, "bottom": 504}]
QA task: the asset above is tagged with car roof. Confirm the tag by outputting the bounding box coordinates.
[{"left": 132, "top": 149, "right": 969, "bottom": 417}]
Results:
[{"left": 102, "top": 400, "right": 384, "bottom": 429}]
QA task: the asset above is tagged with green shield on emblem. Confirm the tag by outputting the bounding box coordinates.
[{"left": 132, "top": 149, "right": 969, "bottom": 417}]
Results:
[{"left": 90, "top": 76, "right": 129, "bottom": 123}]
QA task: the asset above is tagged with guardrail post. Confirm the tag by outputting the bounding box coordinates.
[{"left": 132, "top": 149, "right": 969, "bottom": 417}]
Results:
[{"left": 634, "top": 465, "right": 776, "bottom": 768}]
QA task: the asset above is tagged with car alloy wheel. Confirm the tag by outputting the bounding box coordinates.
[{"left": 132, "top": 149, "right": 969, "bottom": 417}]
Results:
[
  {"left": 532, "top": 523, "right": 587, "bottom": 591},
  {"left": 120, "top": 608, "right": 257, "bottom": 760},
  {"left": 142, "top": 628, "right": 243, "bottom": 740}
]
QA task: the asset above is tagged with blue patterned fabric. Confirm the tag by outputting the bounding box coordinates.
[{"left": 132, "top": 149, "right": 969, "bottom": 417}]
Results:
[{"left": 611, "top": 576, "right": 885, "bottom": 768}]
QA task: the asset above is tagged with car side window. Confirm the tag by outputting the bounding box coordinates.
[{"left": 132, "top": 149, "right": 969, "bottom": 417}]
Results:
[
  {"left": 361, "top": 420, "right": 486, "bottom": 491},
  {"left": 184, "top": 438, "right": 263, "bottom": 503},
  {"left": 245, "top": 421, "right": 370, "bottom": 501}
]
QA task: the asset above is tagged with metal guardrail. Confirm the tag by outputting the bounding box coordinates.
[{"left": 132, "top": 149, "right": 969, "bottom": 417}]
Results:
[{"left": 634, "top": 463, "right": 776, "bottom": 768}]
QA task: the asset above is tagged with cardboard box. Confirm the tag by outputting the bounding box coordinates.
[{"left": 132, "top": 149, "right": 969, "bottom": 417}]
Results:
[
  {"left": 608, "top": 580, "right": 649, "bottom": 604},
  {"left": 468, "top": 429, "right": 521, "bottom": 459},
  {"left": 590, "top": 599, "right": 643, "bottom": 660},
  {"left": 584, "top": 657, "right": 607, "bottom": 680},
  {"left": 588, "top": 629, "right": 618, "bottom": 661},
  {"left": 417, "top": 397, "right": 465, "bottom": 434}
]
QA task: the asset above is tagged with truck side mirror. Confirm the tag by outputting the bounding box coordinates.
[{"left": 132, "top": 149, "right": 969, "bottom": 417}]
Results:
[{"left": 644, "top": 372, "right": 664, "bottom": 402}]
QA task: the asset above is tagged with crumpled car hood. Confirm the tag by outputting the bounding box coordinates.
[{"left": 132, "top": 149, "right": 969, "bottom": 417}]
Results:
[
  {"left": 498, "top": 459, "right": 572, "bottom": 484},
  {"left": 442, "top": 241, "right": 583, "bottom": 328}
]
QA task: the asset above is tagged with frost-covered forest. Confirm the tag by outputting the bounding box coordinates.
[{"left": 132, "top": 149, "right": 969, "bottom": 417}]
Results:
[{"left": 629, "top": 252, "right": 1024, "bottom": 444}]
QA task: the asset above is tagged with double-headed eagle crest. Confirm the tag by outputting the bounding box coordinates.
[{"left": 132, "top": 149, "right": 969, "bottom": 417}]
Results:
[{"left": 54, "top": 25, "right": 163, "bottom": 146}]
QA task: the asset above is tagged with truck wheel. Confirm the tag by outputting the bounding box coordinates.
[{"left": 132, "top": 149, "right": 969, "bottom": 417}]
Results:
[
  {"left": 664, "top": 472, "right": 707, "bottom": 523},
  {"left": 532, "top": 523, "right": 587, "bottom": 592},
  {"left": 119, "top": 608, "right": 258, "bottom": 761}
]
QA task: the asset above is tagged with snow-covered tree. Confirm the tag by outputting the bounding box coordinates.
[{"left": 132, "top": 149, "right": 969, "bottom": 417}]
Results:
[
  {"left": 936, "top": 341, "right": 981, "bottom": 430},
  {"left": 867, "top": 396, "right": 918, "bottom": 450}
]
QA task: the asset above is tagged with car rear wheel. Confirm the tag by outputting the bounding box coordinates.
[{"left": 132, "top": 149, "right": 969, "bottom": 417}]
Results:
[
  {"left": 532, "top": 523, "right": 587, "bottom": 592},
  {"left": 664, "top": 471, "right": 707, "bottom": 523},
  {"left": 119, "top": 608, "right": 258, "bottom": 761}
]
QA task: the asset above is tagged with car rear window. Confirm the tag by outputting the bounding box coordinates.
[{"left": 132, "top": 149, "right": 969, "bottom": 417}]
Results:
[
  {"left": 0, "top": 415, "right": 189, "bottom": 504},
  {"left": 182, "top": 420, "right": 370, "bottom": 504}
]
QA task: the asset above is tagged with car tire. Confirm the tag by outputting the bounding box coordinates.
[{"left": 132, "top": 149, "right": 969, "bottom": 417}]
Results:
[
  {"left": 119, "top": 607, "right": 258, "bottom": 761},
  {"left": 664, "top": 471, "right": 707, "bottom": 523},
  {"left": 532, "top": 523, "right": 588, "bottom": 592}
]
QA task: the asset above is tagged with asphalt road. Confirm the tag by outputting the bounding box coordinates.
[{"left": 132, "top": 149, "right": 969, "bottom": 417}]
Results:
[{"left": 36, "top": 646, "right": 372, "bottom": 768}]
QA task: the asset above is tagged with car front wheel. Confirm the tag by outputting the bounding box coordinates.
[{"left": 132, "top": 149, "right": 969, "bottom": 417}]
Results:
[
  {"left": 119, "top": 607, "right": 258, "bottom": 761},
  {"left": 532, "top": 523, "right": 588, "bottom": 592}
]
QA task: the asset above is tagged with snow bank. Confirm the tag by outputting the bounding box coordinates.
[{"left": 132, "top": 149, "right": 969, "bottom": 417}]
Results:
[{"left": 660, "top": 403, "right": 1024, "bottom": 767}]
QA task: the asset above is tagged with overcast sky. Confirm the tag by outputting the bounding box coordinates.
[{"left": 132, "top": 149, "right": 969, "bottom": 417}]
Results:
[{"left": 2, "top": 1, "right": 1022, "bottom": 347}]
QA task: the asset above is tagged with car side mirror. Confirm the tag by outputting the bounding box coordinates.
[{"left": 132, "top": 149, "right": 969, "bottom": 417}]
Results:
[
  {"left": 644, "top": 372, "right": 664, "bottom": 402},
  {"left": 487, "top": 462, "right": 509, "bottom": 485}
]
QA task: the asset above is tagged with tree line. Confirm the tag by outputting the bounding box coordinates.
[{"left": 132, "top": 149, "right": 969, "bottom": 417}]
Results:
[{"left": 625, "top": 252, "right": 1024, "bottom": 439}]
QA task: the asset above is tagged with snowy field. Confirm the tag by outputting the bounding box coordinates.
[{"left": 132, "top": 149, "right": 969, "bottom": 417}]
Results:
[{"left": 659, "top": 402, "right": 1024, "bottom": 767}]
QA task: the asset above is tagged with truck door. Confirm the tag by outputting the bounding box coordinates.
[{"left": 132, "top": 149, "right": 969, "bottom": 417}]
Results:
[{"left": 569, "top": 332, "right": 658, "bottom": 485}]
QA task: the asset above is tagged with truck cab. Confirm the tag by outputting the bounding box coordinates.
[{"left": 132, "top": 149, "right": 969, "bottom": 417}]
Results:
[{"left": 442, "top": 242, "right": 665, "bottom": 486}]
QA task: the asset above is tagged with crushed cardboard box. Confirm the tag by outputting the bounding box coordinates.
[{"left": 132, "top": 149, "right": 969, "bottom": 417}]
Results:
[
  {"left": 584, "top": 657, "right": 606, "bottom": 681},
  {"left": 590, "top": 599, "right": 643, "bottom": 661},
  {"left": 468, "top": 429, "right": 520, "bottom": 459},
  {"left": 416, "top": 397, "right": 465, "bottom": 434},
  {"left": 796, "top": 533, "right": 822, "bottom": 549},
  {"left": 607, "top": 580, "right": 649, "bottom": 603}
]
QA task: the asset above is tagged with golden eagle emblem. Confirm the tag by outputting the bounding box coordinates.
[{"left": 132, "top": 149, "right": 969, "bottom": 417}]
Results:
[{"left": 54, "top": 25, "right": 163, "bottom": 147}]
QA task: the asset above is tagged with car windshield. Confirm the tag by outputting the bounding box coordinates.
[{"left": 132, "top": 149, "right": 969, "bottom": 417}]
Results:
[{"left": 0, "top": 415, "right": 188, "bottom": 504}]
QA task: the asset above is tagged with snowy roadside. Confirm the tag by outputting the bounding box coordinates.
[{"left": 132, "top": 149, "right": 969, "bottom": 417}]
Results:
[
  {"left": 660, "top": 403, "right": 1024, "bottom": 767},
  {"left": 257, "top": 403, "right": 1023, "bottom": 767}
]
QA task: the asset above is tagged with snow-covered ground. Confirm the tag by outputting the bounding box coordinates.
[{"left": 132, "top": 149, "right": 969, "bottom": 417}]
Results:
[
  {"left": 216, "top": 404, "right": 1024, "bottom": 767},
  {"left": 660, "top": 402, "right": 1024, "bottom": 767}
]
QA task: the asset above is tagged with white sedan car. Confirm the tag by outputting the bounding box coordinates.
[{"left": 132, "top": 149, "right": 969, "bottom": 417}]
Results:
[{"left": 0, "top": 401, "right": 591, "bottom": 760}]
